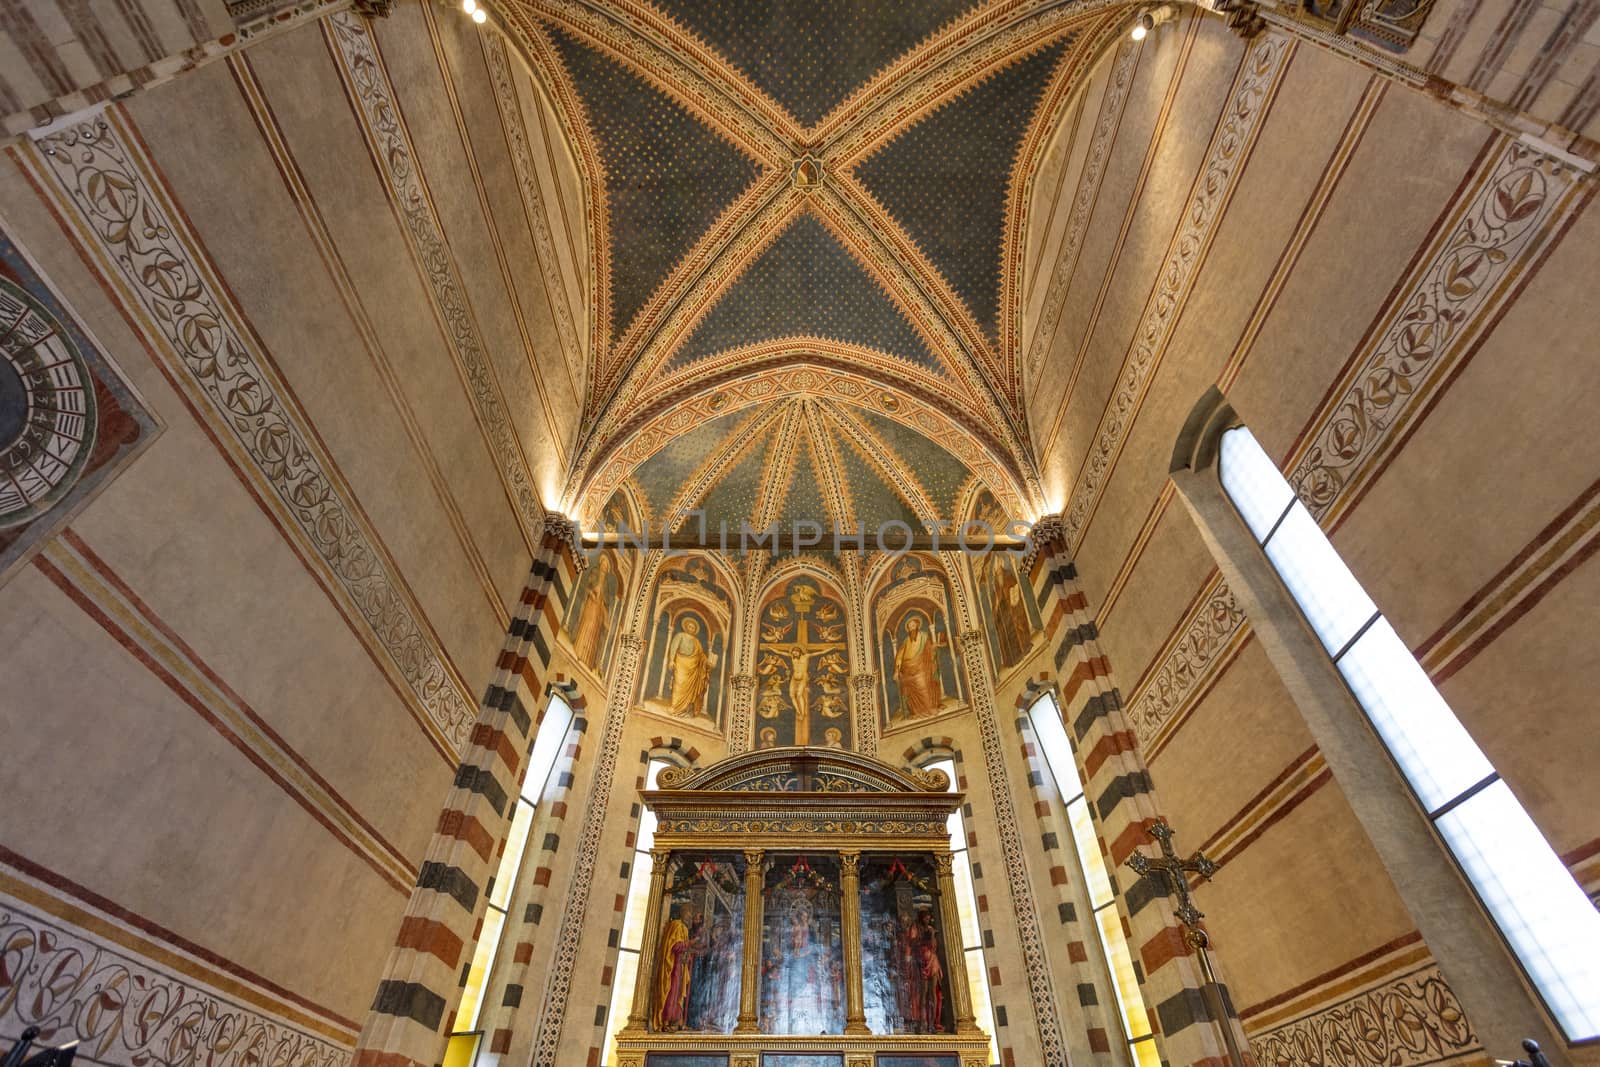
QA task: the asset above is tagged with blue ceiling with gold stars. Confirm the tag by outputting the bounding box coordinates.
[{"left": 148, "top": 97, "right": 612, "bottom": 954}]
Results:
[
  {"left": 854, "top": 37, "right": 1073, "bottom": 343},
  {"left": 548, "top": 25, "right": 763, "bottom": 340},
  {"left": 648, "top": 0, "right": 984, "bottom": 127},
  {"left": 541, "top": 0, "right": 1114, "bottom": 529},
  {"left": 663, "top": 212, "right": 940, "bottom": 375}
]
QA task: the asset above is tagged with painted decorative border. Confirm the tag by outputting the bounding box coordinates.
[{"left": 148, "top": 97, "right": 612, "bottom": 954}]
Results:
[
  {"left": 0, "top": 893, "right": 352, "bottom": 1067},
  {"left": 28, "top": 115, "right": 476, "bottom": 755},
  {"left": 1249, "top": 964, "right": 1480, "bottom": 1066},
  {"left": 1286, "top": 137, "right": 1590, "bottom": 529},
  {"left": 1062, "top": 32, "right": 1295, "bottom": 551}
]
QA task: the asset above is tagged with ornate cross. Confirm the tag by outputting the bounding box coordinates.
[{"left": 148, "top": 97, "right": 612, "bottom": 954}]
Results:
[
  {"left": 1126, "top": 821, "right": 1218, "bottom": 944},
  {"left": 1126, "top": 822, "right": 1246, "bottom": 1067}
]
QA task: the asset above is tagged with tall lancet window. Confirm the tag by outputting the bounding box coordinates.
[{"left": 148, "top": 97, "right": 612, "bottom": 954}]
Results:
[
  {"left": 1219, "top": 426, "right": 1600, "bottom": 1040},
  {"left": 1028, "top": 693, "right": 1159, "bottom": 1066},
  {"left": 922, "top": 756, "right": 1001, "bottom": 1066},
  {"left": 601, "top": 757, "right": 672, "bottom": 1065},
  {"left": 444, "top": 692, "right": 576, "bottom": 1067}
]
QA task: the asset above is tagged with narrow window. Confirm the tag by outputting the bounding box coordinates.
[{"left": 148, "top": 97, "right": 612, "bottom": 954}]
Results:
[
  {"left": 601, "top": 757, "right": 672, "bottom": 1065},
  {"left": 1028, "top": 693, "right": 1160, "bottom": 1067},
  {"left": 443, "top": 693, "right": 576, "bottom": 1067},
  {"left": 923, "top": 756, "right": 1002, "bottom": 1066},
  {"left": 1219, "top": 426, "right": 1600, "bottom": 1041}
]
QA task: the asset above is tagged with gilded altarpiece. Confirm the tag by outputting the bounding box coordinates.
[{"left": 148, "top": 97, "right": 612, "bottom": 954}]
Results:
[{"left": 616, "top": 750, "right": 989, "bottom": 1067}]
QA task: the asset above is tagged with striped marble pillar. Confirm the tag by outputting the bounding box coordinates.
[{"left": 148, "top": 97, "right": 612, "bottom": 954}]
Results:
[
  {"left": 1030, "top": 520, "right": 1253, "bottom": 1067},
  {"left": 352, "top": 523, "right": 581, "bottom": 1067}
]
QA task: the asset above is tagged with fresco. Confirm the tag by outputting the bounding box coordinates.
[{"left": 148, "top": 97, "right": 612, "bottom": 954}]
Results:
[
  {"left": 875, "top": 1057, "right": 960, "bottom": 1067},
  {"left": 640, "top": 553, "right": 733, "bottom": 729},
  {"left": 759, "top": 855, "right": 845, "bottom": 1034},
  {"left": 871, "top": 556, "right": 963, "bottom": 730},
  {"left": 968, "top": 490, "right": 1041, "bottom": 676},
  {"left": 564, "top": 493, "right": 636, "bottom": 676},
  {"left": 0, "top": 228, "right": 157, "bottom": 585},
  {"left": 860, "top": 855, "right": 955, "bottom": 1036},
  {"left": 755, "top": 574, "right": 850, "bottom": 749},
  {"left": 762, "top": 1057, "right": 844, "bottom": 1067},
  {"left": 645, "top": 1056, "right": 729, "bottom": 1067},
  {"left": 651, "top": 852, "right": 745, "bottom": 1033}
]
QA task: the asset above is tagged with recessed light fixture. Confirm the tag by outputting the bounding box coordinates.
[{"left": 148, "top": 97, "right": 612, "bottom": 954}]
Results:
[
  {"left": 471, "top": 7, "right": 486, "bottom": 21},
  {"left": 1131, "top": 11, "right": 1155, "bottom": 38}
]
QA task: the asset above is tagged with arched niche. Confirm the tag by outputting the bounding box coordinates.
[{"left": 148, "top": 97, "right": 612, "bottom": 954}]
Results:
[
  {"left": 867, "top": 554, "right": 966, "bottom": 733},
  {"left": 563, "top": 488, "right": 642, "bottom": 678},
  {"left": 752, "top": 566, "right": 852, "bottom": 752},
  {"left": 636, "top": 551, "right": 740, "bottom": 732},
  {"left": 963, "top": 488, "right": 1044, "bottom": 679}
]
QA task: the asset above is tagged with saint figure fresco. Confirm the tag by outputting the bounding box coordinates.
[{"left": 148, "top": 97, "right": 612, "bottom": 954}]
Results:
[
  {"left": 969, "top": 492, "right": 1042, "bottom": 675},
  {"left": 666, "top": 616, "right": 714, "bottom": 716},
  {"left": 891, "top": 614, "right": 942, "bottom": 719},
  {"left": 873, "top": 557, "right": 963, "bottom": 729},
  {"left": 639, "top": 554, "right": 731, "bottom": 727}
]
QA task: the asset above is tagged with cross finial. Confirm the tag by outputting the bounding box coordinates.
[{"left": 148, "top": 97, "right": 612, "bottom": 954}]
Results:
[{"left": 1126, "top": 820, "right": 1218, "bottom": 939}]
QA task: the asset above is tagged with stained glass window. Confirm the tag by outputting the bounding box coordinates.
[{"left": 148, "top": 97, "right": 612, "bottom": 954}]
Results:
[{"left": 1219, "top": 425, "right": 1600, "bottom": 1041}]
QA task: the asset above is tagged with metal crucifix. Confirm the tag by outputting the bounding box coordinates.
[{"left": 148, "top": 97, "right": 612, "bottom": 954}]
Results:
[{"left": 1125, "top": 821, "right": 1247, "bottom": 1067}]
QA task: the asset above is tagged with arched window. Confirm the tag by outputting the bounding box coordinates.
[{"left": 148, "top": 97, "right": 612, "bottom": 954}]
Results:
[
  {"left": 1217, "top": 425, "right": 1600, "bottom": 1041},
  {"left": 600, "top": 756, "right": 674, "bottom": 1065},
  {"left": 444, "top": 692, "right": 577, "bottom": 1067},
  {"left": 1027, "top": 693, "right": 1159, "bottom": 1066},
  {"left": 920, "top": 755, "right": 1001, "bottom": 1066}
]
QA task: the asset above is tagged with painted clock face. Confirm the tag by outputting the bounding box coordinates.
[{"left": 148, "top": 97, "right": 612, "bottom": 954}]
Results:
[{"left": 0, "top": 277, "right": 97, "bottom": 529}]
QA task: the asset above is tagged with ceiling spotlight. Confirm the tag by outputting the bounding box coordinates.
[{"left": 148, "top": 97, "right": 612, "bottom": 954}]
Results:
[
  {"left": 462, "top": 0, "right": 475, "bottom": 11},
  {"left": 471, "top": 6, "right": 486, "bottom": 20},
  {"left": 1131, "top": 11, "right": 1154, "bottom": 38}
]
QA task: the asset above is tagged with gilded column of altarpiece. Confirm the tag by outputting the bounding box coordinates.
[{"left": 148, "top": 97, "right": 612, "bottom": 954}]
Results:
[{"left": 616, "top": 749, "right": 990, "bottom": 1067}]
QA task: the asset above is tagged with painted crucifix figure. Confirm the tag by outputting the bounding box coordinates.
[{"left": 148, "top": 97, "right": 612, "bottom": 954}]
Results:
[{"left": 764, "top": 581, "right": 847, "bottom": 746}]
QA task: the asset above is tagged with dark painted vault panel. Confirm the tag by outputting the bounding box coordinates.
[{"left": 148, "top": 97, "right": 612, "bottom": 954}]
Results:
[
  {"left": 549, "top": 25, "right": 763, "bottom": 341},
  {"left": 647, "top": 0, "right": 983, "bottom": 127},
  {"left": 854, "top": 37, "right": 1071, "bottom": 342},
  {"left": 664, "top": 212, "right": 939, "bottom": 375}
]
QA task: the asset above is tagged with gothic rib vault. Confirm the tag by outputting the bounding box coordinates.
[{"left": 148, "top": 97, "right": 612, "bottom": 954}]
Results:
[{"left": 487, "top": 0, "right": 1130, "bottom": 534}]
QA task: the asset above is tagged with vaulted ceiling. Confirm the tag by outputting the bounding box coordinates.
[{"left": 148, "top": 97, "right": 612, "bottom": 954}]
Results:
[{"left": 498, "top": 0, "right": 1126, "bottom": 526}]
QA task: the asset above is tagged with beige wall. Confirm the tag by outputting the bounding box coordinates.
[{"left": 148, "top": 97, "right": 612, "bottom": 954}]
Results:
[
  {"left": 1023, "top": 6, "right": 1597, "bottom": 1061},
  {"left": 0, "top": 4, "right": 582, "bottom": 1054}
]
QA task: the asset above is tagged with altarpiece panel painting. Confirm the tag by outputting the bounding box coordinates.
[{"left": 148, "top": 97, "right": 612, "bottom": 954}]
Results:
[
  {"left": 755, "top": 575, "right": 851, "bottom": 749},
  {"left": 759, "top": 855, "right": 845, "bottom": 1034},
  {"left": 860, "top": 856, "right": 955, "bottom": 1036},
  {"left": 652, "top": 852, "right": 745, "bottom": 1033}
]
